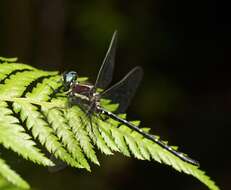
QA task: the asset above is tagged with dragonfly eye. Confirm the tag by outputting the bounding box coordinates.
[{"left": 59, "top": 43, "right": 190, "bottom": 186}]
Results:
[{"left": 62, "top": 71, "right": 78, "bottom": 90}]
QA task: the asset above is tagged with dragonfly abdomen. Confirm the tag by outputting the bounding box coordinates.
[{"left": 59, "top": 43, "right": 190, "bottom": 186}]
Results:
[{"left": 98, "top": 107, "right": 199, "bottom": 166}]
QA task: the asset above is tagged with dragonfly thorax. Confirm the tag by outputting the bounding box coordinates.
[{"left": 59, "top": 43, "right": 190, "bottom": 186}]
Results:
[
  {"left": 72, "top": 84, "right": 94, "bottom": 96},
  {"left": 70, "top": 83, "right": 101, "bottom": 114}
]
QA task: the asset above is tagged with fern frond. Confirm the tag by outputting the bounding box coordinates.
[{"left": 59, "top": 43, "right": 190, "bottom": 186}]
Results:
[
  {"left": 0, "top": 158, "right": 29, "bottom": 189},
  {"left": 0, "top": 57, "right": 18, "bottom": 63},
  {"left": 26, "top": 75, "right": 61, "bottom": 101},
  {"left": 0, "top": 70, "right": 57, "bottom": 98},
  {"left": 100, "top": 115, "right": 220, "bottom": 190},
  {"left": 13, "top": 101, "right": 82, "bottom": 169},
  {"left": 91, "top": 120, "right": 113, "bottom": 155},
  {"left": 0, "top": 58, "right": 220, "bottom": 190},
  {"left": 0, "top": 101, "right": 54, "bottom": 166},
  {"left": 45, "top": 108, "right": 90, "bottom": 171},
  {"left": 108, "top": 123, "right": 131, "bottom": 157},
  {"left": 26, "top": 77, "right": 89, "bottom": 169},
  {"left": 97, "top": 119, "right": 120, "bottom": 152},
  {"left": 0, "top": 63, "right": 35, "bottom": 80},
  {"left": 65, "top": 107, "right": 99, "bottom": 165}
]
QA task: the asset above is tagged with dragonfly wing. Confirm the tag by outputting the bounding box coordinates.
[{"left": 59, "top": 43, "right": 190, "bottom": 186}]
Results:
[
  {"left": 101, "top": 66, "right": 143, "bottom": 113},
  {"left": 95, "top": 31, "right": 118, "bottom": 89}
]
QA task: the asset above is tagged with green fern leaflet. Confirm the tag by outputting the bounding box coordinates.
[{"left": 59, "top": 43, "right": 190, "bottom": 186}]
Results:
[{"left": 0, "top": 57, "right": 220, "bottom": 190}]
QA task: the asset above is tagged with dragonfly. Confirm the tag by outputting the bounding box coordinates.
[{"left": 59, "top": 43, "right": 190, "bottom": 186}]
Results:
[{"left": 61, "top": 31, "right": 199, "bottom": 166}]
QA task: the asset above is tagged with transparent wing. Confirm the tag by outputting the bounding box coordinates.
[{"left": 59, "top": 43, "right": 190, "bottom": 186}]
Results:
[
  {"left": 100, "top": 66, "right": 143, "bottom": 113},
  {"left": 95, "top": 31, "right": 118, "bottom": 89}
]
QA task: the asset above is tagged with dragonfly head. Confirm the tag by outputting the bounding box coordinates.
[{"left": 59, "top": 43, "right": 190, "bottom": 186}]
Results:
[{"left": 62, "top": 71, "right": 78, "bottom": 91}]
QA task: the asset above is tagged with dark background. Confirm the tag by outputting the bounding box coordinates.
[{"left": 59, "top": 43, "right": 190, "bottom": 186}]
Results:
[{"left": 0, "top": 1, "right": 229, "bottom": 190}]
